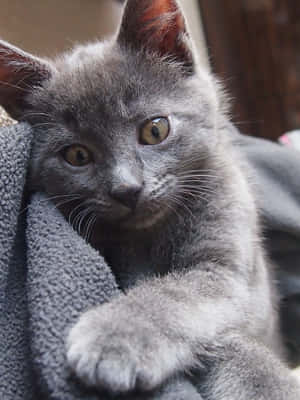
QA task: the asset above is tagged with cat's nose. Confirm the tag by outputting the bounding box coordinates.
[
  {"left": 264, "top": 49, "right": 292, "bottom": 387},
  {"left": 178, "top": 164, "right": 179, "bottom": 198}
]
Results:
[
  {"left": 111, "top": 164, "right": 143, "bottom": 210},
  {"left": 110, "top": 183, "right": 142, "bottom": 210}
]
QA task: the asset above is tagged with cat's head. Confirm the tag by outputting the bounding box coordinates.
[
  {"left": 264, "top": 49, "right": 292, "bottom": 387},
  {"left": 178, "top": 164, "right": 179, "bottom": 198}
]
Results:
[{"left": 0, "top": 0, "right": 224, "bottom": 230}]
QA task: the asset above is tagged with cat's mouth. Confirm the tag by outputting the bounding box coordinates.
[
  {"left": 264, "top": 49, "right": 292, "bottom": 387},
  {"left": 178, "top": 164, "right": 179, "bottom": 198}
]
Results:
[
  {"left": 78, "top": 198, "right": 170, "bottom": 230},
  {"left": 119, "top": 203, "right": 169, "bottom": 229}
]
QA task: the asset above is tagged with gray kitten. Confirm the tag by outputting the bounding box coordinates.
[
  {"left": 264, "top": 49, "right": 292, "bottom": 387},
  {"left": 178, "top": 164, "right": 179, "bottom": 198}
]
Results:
[{"left": 0, "top": 0, "right": 299, "bottom": 398}]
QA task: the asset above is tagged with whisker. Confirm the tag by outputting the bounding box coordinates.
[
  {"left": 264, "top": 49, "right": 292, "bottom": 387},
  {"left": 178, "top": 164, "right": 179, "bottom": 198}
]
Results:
[
  {"left": 165, "top": 200, "right": 182, "bottom": 221},
  {"left": 68, "top": 201, "right": 86, "bottom": 225},
  {"left": 178, "top": 171, "right": 219, "bottom": 178},
  {"left": 20, "top": 111, "right": 55, "bottom": 122},
  {"left": 30, "top": 122, "right": 58, "bottom": 129},
  {"left": 54, "top": 197, "right": 82, "bottom": 209},
  {"left": 78, "top": 206, "right": 94, "bottom": 234},
  {"left": 85, "top": 213, "right": 98, "bottom": 243},
  {"left": 167, "top": 193, "right": 195, "bottom": 220},
  {"left": 177, "top": 177, "right": 217, "bottom": 182},
  {"left": 48, "top": 194, "right": 82, "bottom": 201},
  {"left": 178, "top": 184, "right": 216, "bottom": 193},
  {"left": 179, "top": 184, "right": 216, "bottom": 196},
  {"left": 83, "top": 213, "right": 93, "bottom": 242},
  {"left": 72, "top": 210, "right": 84, "bottom": 232},
  {"left": 179, "top": 188, "right": 209, "bottom": 202},
  {"left": 178, "top": 188, "right": 210, "bottom": 202},
  {"left": 73, "top": 207, "right": 89, "bottom": 233},
  {"left": 179, "top": 158, "right": 208, "bottom": 167}
]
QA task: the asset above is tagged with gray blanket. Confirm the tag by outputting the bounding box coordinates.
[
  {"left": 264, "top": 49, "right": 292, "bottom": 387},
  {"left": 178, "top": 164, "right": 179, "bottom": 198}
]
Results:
[
  {"left": 0, "top": 122, "right": 300, "bottom": 399},
  {"left": 232, "top": 130, "right": 300, "bottom": 365}
]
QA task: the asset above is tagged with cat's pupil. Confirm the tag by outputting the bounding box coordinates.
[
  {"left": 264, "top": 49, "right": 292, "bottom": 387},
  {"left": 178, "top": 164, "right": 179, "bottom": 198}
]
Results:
[
  {"left": 151, "top": 125, "right": 160, "bottom": 138},
  {"left": 77, "top": 150, "right": 86, "bottom": 163}
]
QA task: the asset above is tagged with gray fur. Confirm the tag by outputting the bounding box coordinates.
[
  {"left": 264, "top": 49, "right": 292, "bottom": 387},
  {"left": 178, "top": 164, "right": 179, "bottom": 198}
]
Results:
[{"left": 0, "top": 0, "right": 299, "bottom": 398}]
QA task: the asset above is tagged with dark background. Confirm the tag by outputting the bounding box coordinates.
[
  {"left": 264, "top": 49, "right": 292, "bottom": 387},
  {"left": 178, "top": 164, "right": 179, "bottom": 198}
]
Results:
[{"left": 199, "top": 0, "right": 300, "bottom": 140}]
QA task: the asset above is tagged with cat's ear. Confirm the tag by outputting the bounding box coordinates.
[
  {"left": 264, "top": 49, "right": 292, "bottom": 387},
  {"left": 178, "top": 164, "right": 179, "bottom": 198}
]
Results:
[
  {"left": 0, "top": 40, "right": 53, "bottom": 119},
  {"left": 117, "top": 0, "right": 194, "bottom": 75}
]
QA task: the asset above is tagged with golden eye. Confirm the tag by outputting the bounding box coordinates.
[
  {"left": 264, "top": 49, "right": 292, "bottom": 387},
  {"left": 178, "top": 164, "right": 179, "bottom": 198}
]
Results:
[
  {"left": 140, "top": 117, "right": 170, "bottom": 145},
  {"left": 63, "top": 145, "right": 93, "bottom": 167}
]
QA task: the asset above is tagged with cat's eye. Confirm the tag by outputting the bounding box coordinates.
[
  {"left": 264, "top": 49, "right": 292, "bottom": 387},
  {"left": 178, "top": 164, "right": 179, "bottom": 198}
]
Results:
[
  {"left": 140, "top": 117, "right": 170, "bottom": 145},
  {"left": 62, "top": 145, "right": 93, "bottom": 167}
]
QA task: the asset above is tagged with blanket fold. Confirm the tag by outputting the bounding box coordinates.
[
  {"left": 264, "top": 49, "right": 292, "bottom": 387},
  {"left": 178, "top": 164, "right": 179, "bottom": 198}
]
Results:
[
  {"left": 0, "top": 123, "right": 34, "bottom": 400},
  {"left": 0, "top": 121, "right": 300, "bottom": 398},
  {"left": 26, "top": 193, "right": 117, "bottom": 400}
]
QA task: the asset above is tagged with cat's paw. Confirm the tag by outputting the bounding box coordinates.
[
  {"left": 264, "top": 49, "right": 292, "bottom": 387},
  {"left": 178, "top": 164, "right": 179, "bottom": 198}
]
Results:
[{"left": 66, "top": 304, "right": 185, "bottom": 394}]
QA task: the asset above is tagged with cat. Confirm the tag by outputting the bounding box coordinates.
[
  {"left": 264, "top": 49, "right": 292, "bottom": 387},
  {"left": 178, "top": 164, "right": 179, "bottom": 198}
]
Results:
[{"left": 1, "top": 0, "right": 300, "bottom": 398}]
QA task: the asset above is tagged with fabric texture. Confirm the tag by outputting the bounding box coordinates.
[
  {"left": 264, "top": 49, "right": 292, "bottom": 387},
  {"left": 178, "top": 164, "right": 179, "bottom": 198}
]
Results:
[
  {"left": 0, "top": 106, "right": 15, "bottom": 127},
  {"left": 0, "top": 121, "right": 299, "bottom": 398},
  {"left": 231, "top": 128, "right": 300, "bottom": 364}
]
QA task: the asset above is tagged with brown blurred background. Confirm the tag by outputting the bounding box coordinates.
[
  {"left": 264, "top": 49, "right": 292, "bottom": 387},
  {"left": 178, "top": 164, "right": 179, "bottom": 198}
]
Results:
[{"left": 0, "top": 0, "right": 122, "bottom": 57}]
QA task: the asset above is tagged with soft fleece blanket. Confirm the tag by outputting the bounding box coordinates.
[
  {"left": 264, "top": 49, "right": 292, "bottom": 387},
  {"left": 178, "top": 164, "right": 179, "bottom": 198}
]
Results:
[
  {"left": 232, "top": 128, "right": 300, "bottom": 365},
  {"left": 0, "top": 121, "right": 300, "bottom": 399}
]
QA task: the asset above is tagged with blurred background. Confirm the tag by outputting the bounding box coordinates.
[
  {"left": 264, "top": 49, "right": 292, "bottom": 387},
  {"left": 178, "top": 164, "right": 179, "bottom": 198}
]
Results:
[{"left": 0, "top": 0, "right": 299, "bottom": 141}]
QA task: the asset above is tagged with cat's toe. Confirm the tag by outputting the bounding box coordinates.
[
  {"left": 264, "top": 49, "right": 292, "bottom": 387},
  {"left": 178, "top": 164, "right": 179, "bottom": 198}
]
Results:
[
  {"left": 66, "top": 319, "right": 102, "bottom": 387},
  {"left": 66, "top": 328, "right": 162, "bottom": 393},
  {"left": 95, "top": 357, "right": 138, "bottom": 393},
  {"left": 67, "top": 344, "right": 99, "bottom": 387},
  {"left": 66, "top": 309, "right": 171, "bottom": 393},
  {"left": 95, "top": 351, "right": 162, "bottom": 393},
  {"left": 67, "top": 339, "right": 139, "bottom": 392},
  {"left": 66, "top": 321, "right": 139, "bottom": 392}
]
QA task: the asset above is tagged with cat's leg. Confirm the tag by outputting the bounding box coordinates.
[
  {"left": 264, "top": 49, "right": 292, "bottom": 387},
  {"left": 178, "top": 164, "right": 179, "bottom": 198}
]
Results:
[
  {"left": 66, "top": 268, "right": 280, "bottom": 395},
  {"left": 197, "top": 334, "right": 300, "bottom": 400}
]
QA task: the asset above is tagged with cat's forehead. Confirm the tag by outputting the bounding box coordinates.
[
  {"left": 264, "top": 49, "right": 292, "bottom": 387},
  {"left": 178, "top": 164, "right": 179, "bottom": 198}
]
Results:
[{"left": 48, "top": 42, "right": 182, "bottom": 116}]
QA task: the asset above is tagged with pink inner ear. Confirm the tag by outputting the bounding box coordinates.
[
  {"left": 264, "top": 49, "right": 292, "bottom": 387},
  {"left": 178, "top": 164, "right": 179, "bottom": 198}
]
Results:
[
  {"left": 0, "top": 66, "right": 11, "bottom": 83},
  {"left": 141, "top": 0, "right": 178, "bottom": 18},
  {"left": 0, "top": 41, "right": 53, "bottom": 118},
  {"left": 140, "top": 0, "right": 187, "bottom": 57}
]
